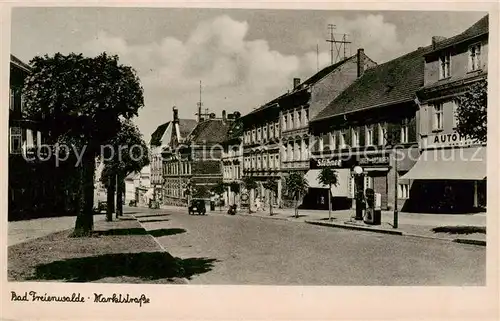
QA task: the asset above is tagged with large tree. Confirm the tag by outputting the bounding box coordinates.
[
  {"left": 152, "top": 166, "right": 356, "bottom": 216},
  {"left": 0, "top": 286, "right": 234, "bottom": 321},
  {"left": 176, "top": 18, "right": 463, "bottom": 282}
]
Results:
[
  {"left": 101, "top": 119, "right": 150, "bottom": 221},
  {"left": 242, "top": 176, "right": 257, "bottom": 213},
  {"left": 23, "top": 52, "right": 144, "bottom": 236},
  {"left": 456, "top": 79, "right": 487, "bottom": 143},
  {"left": 262, "top": 179, "right": 278, "bottom": 216}
]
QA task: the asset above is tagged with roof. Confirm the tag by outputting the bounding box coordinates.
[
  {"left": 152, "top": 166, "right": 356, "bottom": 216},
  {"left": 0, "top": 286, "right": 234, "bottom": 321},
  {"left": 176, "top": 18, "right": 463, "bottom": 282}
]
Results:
[
  {"left": 186, "top": 119, "right": 232, "bottom": 144},
  {"left": 313, "top": 46, "right": 432, "bottom": 121},
  {"left": 178, "top": 119, "right": 198, "bottom": 138},
  {"left": 244, "top": 56, "right": 358, "bottom": 118},
  {"left": 10, "top": 54, "right": 31, "bottom": 73},
  {"left": 426, "top": 15, "right": 488, "bottom": 55},
  {"left": 150, "top": 121, "right": 171, "bottom": 146}
]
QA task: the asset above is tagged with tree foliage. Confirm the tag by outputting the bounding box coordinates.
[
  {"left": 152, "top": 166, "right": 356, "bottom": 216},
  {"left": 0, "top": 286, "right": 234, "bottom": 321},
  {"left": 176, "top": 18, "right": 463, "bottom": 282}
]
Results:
[
  {"left": 243, "top": 176, "right": 257, "bottom": 191},
  {"left": 285, "top": 172, "right": 308, "bottom": 200},
  {"left": 262, "top": 179, "right": 278, "bottom": 196},
  {"left": 317, "top": 168, "right": 339, "bottom": 189},
  {"left": 211, "top": 181, "right": 226, "bottom": 196},
  {"left": 456, "top": 79, "right": 487, "bottom": 142},
  {"left": 22, "top": 52, "right": 145, "bottom": 235}
]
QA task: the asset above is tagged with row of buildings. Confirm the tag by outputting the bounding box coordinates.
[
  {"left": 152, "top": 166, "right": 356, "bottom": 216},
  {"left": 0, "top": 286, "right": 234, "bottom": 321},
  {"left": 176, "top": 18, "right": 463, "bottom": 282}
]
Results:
[{"left": 150, "top": 15, "right": 487, "bottom": 213}]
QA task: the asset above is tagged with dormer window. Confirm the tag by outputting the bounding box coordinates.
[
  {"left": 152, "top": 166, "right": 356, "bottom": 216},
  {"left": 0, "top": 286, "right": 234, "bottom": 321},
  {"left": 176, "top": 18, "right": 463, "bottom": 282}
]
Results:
[
  {"left": 439, "top": 53, "right": 451, "bottom": 79},
  {"left": 469, "top": 43, "right": 482, "bottom": 71}
]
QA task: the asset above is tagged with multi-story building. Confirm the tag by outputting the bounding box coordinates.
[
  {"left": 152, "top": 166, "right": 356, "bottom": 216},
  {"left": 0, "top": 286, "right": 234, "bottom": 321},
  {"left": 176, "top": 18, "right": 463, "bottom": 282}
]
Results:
[
  {"left": 310, "top": 46, "right": 430, "bottom": 211},
  {"left": 401, "top": 15, "right": 488, "bottom": 213},
  {"left": 162, "top": 110, "right": 233, "bottom": 206},
  {"left": 221, "top": 111, "right": 243, "bottom": 205},
  {"left": 240, "top": 95, "right": 285, "bottom": 207},
  {"left": 150, "top": 107, "right": 197, "bottom": 203},
  {"left": 240, "top": 49, "right": 376, "bottom": 209}
]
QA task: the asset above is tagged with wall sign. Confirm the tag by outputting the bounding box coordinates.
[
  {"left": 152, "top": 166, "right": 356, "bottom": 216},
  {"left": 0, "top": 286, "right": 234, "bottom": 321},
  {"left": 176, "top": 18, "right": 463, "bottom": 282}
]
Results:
[
  {"left": 311, "top": 153, "right": 390, "bottom": 169},
  {"left": 425, "top": 132, "right": 482, "bottom": 148}
]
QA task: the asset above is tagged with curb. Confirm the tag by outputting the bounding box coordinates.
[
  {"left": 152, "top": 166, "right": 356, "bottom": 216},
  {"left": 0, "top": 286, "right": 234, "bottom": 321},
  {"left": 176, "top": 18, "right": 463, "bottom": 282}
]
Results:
[
  {"left": 130, "top": 214, "right": 191, "bottom": 284},
  {"left": 305, "top": 220, "right": 403, "bottom": 235}
]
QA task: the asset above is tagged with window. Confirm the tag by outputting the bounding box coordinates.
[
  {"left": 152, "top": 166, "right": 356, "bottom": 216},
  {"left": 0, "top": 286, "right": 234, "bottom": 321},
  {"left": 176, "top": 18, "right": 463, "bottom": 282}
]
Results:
[
  {"left": 319, "top": 134, "right": 324, "bottom": 151},
  {"left": 296, "top": 142, "right": 301, "bottom": 160},
  {"left": 263, "top": 126, "right": 268, "bottom": 140},
  {"left": 378, "top": 123, "right": 387, "bottom": 146},
  {"left": 469, "top": 43, "right": 481, "bottom": 71},
  {"left": 304, "top": 109, "right": 309, "bottom": 125},
  {"left": 297, "top": 110, "right": 301, "bottom": 128},
  {"left": 340, "top": 130, "right": 347, "bottom": 149},
  {"left": 275, "top": 121, "right": 280, "bottom": 138},
  {"left": 433, "top": 103, "right": 443, "bottom": 130},
  {"left": 20, "top": 93, "right": 26, "bottom": 112},
  {"left": 252, "top": 129, "right": 256, "bottom": 142},
  {"left": 398, "top": 183, "right": 410, "bottom": 199},
  {"left": 257, "top": 128, "right": 262, "bottom": 141},
  {"left": 269, "top": 124, "right": 274, "bottom": 139},
  {"left": 439, "top": 53, "right": 451, "bottom": 79},
  {"left": 365, "top": 125, "right": 374, "bottom": 146},
  {"left": 263, "top": 155, "right": 268, "bottom": 169},
  {"left": 400, "top": 120, "right": 409, "bottom": 144},
  {"left": 251, "top": 156, "right": 256, "bottom": 169},
  {"left": 352, "top": 127, "right": 359, "bottom": 147},
  {"left": 10, "top": 127, "right": 22, "bottom": 154},
  {"left": 9, "top": 88, "right": 15, "bottom": 110},
  {"left": 283, "top": 114, "right": 287, "bottom": 131},
  {"left": 257, "top": 156, "right": 261, "bottom": 169},
  {"left": 289, "top": 113, "right": 294, "bottom": 130},
  {"left": 452, "top": 100, "right": 459, "bottom": 128},
  {"left": 288, "top": 142, "right": 294, "bottom": 160},
  {"left": 275, "top": 154, "right": 280, "bottom": 169}
]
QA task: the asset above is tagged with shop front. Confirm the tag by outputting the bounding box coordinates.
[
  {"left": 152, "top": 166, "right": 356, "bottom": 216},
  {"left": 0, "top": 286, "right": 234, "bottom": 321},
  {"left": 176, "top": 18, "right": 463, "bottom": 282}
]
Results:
[
  {"left": 400, "top": 146, "right": 486, "bottom": 213},
  {"left": 309, "top": 152, "right": 393, "bottom": 210}
]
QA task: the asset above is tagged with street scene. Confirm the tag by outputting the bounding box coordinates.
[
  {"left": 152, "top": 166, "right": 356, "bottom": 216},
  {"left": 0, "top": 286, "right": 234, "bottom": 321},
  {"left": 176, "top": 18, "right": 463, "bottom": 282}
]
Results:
[{"left": 8, "top": 8, "right": 488, "bottom": 287}]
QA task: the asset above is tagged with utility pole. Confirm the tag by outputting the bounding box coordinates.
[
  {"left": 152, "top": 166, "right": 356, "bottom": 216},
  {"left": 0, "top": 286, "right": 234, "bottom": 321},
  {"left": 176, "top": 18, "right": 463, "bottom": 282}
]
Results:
[{"left": 326, "top": 24, "right": 352, "bottom": 64}]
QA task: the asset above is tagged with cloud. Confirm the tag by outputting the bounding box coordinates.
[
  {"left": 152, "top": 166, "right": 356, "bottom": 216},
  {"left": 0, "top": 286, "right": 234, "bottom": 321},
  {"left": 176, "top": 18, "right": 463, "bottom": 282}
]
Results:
[
  {"left": 83, "top": 15, "right": 330, "bottom": 138},
  {"left": 326, "top": 14, "right": 428, "bottom": 63}
]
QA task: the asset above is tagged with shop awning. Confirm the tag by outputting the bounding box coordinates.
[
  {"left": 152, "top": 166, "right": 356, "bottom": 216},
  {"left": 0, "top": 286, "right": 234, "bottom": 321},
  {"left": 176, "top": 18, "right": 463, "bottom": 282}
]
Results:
[
  {"left": 400, "top": 147, "right": 486, "bottom": 180},
  {"left": 305, "top": 169, "right": 350, "bottom": 197}
]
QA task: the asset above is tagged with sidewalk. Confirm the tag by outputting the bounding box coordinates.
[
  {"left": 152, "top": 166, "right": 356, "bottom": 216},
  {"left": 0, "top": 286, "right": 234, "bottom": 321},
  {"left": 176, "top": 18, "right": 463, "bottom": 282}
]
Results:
[
  {"left": 168, "top": 204, "right": 486, "bottom": 245},
  {"left": 8, "top": 214, "right": 106, "bottom": 246}
]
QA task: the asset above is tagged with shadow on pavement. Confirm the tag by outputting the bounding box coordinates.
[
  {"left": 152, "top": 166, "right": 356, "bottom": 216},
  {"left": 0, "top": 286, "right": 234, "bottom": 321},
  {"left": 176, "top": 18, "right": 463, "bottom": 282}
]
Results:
[
  {"left": 432, "top": 226, "right": 486, "bottom": 235},
  {"left": 134, "top": 214, "right": 171, "bottom": 219},
  {"left": 30, "top": 252, "right": 217, "bottom": 282},
  {"left": 94, "top": 228, "right": 186, "bottom": 237},
  {"left": 139, "top": 219, "right": 170, "bottom": 223}
]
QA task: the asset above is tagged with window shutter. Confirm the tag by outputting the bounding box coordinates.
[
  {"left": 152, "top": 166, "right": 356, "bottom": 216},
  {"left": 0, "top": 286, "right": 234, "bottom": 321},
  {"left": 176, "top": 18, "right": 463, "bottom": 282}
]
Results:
[
  {"left": 345, "top": 128, "right": 352, "bottom": 147},
  {"left": 408, "top": 116, "right": 417, "bottom": 143},
  {"left": 359, "top": 126, "right": 365, "bottom": 147}
]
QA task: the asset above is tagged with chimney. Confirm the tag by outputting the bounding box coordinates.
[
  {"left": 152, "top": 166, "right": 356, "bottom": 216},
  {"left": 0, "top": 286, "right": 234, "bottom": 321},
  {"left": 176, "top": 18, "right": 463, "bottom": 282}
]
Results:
[
  {"left": 293, "top": 78, "right": 301, "bottom": 89},
  {"left": 222, "top": 110, "right": 227, "bottom": 121},
  {"left": 357, "top": 48, "right": 365, "bottom": 78},
  {"left": 172, "top": 106, "right": 179, "bottom": 122},
  {"left": 432, "top": 36, "right": 446, "bottom": 49}
]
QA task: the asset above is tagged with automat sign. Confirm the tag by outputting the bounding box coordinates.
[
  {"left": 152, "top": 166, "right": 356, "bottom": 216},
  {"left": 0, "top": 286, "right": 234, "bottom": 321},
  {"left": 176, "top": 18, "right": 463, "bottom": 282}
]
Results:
[{"left": 426, "top": 132, "right": 482, "bottom": 148}]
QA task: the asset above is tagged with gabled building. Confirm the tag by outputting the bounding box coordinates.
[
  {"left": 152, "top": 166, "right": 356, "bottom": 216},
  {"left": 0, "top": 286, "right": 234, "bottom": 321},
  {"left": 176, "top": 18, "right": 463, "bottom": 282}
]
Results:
[
  {"left": 221, "top": 112, "right": 244, "bottom": 206},
  {"left": 240, "top": 48, "right": 376, "bottom": 209},
  {"left": 400, "top": 15, "right": 488, "bottom": 213},
  {"left": 150, "top": 107, "right": 197, "bottom": 203},
  {"left": 310, "top": 46, "right": 430, "bottom": 211},
  {"left": 162, "top": 109, "right": 234, "bottom": 206}
]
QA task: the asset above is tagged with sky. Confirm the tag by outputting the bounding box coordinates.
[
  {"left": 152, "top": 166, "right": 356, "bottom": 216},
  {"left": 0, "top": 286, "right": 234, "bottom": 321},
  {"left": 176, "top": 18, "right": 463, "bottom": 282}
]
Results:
[{"left": 11, "top": 8, "right": 487, "bottom": 141}]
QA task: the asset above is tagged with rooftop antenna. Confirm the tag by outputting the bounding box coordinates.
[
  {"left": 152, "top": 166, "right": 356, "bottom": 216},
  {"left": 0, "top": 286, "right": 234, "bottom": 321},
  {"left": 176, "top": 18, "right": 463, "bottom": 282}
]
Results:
[
  {"left": 196, "top": 80, "right": 203, "bottom": 121},
  {"left": 326, "top": 24, "right": 351, "bottom": 64}
]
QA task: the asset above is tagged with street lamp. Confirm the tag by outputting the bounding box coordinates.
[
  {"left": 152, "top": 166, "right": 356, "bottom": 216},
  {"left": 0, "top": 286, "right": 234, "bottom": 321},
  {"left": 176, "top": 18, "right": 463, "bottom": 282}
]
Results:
[{"left": 353, "top": 165, "right": 364, "bottom": 220}]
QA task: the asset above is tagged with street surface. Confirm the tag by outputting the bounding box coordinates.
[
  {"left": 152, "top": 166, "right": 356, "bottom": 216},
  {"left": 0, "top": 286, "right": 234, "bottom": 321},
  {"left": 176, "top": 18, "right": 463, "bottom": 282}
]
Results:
[{"left": 129, "top": 207, "right": 485, "bottom": 285}]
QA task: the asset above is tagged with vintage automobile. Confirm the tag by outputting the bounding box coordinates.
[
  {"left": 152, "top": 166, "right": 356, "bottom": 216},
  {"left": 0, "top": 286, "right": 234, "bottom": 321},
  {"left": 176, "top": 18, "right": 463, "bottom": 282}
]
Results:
[
  {"left": 94, "top": 200, "right": 107, "bottom": 213},
  {"left": 188, "top": 199, "right": 207, "bottom": 215}
]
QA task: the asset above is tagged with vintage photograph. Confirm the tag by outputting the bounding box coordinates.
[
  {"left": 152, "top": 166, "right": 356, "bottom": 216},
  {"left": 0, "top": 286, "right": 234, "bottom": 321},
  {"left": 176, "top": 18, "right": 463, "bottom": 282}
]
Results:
[{"left": 7, "top": 7, "right": 488, "bottom": 287}]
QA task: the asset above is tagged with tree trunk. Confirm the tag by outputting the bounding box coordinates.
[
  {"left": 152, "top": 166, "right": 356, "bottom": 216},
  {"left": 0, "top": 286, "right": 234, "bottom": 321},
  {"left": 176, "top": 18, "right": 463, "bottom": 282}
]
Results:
[
  {"left": 269, "top": 192, "right": 273, "bottom": 216},
  {"left": 74, "top": 153, "right": 95, "bottom": 237},
  {"left": 116, "top": 172, "right": 124, "bottom": 217},
  {"left": 295, "top": 195, "right": 298, "bottom": 218},
  {"left": 328, "top": 185, "right": 332, "bottom": 221},
  {"left": 106, "top": 174, "right": 116, "bottom": 221}
]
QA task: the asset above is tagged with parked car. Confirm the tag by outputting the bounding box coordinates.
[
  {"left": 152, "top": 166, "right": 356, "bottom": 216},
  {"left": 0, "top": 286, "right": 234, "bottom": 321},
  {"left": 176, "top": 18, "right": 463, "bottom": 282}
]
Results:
[
  {"left": 94, "top": 200, "right": 107, "bottom": 213},
  {"left": 188, "top": 199, "right": 207, "bottom": 215}
]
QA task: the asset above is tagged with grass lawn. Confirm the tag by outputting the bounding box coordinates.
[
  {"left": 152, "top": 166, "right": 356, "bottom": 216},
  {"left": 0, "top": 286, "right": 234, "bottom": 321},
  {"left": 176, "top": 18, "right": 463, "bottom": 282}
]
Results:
[{"left": 8, "top": 216, "right": 215, "bottom": 284}]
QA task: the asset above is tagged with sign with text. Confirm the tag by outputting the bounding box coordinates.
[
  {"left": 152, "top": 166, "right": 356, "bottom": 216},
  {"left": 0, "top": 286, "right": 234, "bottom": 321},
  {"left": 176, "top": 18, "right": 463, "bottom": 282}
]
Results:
[
  {"left": 311, "top": 153, "right": 390, "bottom": 169},
  {"left": 425, "top": 132, "right": 482, "bottom": 148}
]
